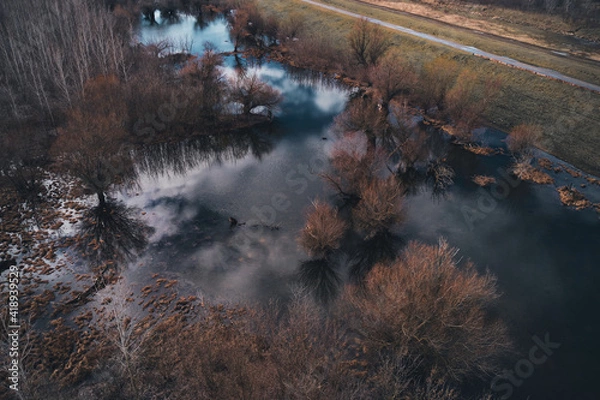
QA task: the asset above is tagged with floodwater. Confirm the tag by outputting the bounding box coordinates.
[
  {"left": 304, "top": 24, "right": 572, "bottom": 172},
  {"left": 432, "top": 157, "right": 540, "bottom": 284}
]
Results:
[{"left": 132, "top": 14, "right": 600, "bottom": 400}]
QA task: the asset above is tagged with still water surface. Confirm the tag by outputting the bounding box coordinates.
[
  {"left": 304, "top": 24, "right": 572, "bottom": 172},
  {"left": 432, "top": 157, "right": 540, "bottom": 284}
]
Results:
[{"left": 131, "top": 14, "right": 600, "bottom": 399}]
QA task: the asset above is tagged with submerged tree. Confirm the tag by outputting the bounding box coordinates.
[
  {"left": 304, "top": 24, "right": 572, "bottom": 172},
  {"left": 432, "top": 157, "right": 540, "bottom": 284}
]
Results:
[
  {"left": 352, "top": 176, "right": 404, "bottom": 240},
  {"left": 298, "top": 200, "right": 347, "bottom": 304},
  {"left": 229, "top": 73, "right": 282, "bottom": 117},
  {"left": 323, "top": 131, "right": 381, "bottom": 203},
  {"left": 334, "top": 96, "right": 389, "bottom": 153},
  {"left": 341, "top": 239, "right": 510, "bottom": 382},
  {"left": 299, "top": 200, "right": 347, "bottom": 258}
]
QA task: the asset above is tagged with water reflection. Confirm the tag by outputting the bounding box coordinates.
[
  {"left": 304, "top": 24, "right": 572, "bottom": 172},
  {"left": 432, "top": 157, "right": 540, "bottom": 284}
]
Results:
[
  {"left": 78, "top": 197, "right": 151, "bottom": 268},
  {"left": 134, "top": 129, "right": 274, "bottom": 179},
  {"left": 121, "top": 59, "right": 349, "bottom": 301},
  {"left": 348, "top": 230, "right": 403, "bottom": 283},
  {"left": 138, "top": 14, "right": 234, "bottom": 54},
  {"left": 131, "top": 14, "right": 600, "bottom": 399},
  {"left": 299, "top": 258, "right": 341, "bottom": 306}
]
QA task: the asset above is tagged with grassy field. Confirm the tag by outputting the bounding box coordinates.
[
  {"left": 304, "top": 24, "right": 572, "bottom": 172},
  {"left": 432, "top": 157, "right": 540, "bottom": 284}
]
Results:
[
  {"left": 260, "top": 0, "right": 600, "bottom": 176},
  {"left": 358, "top": 0, "right": 600, "bottom": 58},
  {"left": 312, "top": 0, "right": 600, "bottom": 86}
]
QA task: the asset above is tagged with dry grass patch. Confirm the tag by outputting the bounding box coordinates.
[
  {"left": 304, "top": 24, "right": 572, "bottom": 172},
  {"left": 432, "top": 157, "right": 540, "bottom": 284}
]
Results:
[
  {"left": 563, "top": 166, "right": 583, "bottom": 178},
  {"left": 557, "top": 186, "right": 592, "bottom": 210},
  {"left": 586, "top": 176, "right": 600, "bottom": 186},
  {"left": 537, "top": 157, "right": 554, "bottom": 170},
  {"left": 472, "top": 175, "right": 496, "bottom": 187},
  {"left": 511, "top": 161, "right": 555, "bottom": 185},
  {"left": 463, "top": 144, "right": 498, "bottom": 156}
]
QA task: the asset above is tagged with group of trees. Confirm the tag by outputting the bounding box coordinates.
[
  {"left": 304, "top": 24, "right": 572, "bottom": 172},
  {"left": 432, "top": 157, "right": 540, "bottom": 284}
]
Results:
[
  {"left": 0, "top": 3, "right": 520, "bottom": 398},
  {"left": 0, "top": 0, "right": 283, "bottom": 299},
  {"left": 268, "top": 14, "right": 502, "bottom": 142},
  {"left": 1, "top": 253, "right": 509, "bottom": 400},
  {"left": 0, "top": 0, "right": 129, "bottom": 119}
]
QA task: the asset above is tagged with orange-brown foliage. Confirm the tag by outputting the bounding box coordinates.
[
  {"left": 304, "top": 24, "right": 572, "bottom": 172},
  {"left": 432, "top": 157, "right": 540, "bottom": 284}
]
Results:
[
  {"left": 340, "top": 240, "right": 510, "bottom": 381},
  {"left": 506, "top": 123, "right": 542, "bottom": 157},
  {"left": 299, "top": 200, "right": 348, "bottom": 257},
  {"left": 352, "top": 176, "right": 404, "bottom": 238}
]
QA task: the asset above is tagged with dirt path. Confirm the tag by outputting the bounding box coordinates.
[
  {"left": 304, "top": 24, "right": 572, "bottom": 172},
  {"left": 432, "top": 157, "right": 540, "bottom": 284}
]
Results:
[{"left": 302, "top": 0, "right": 600, "bottom": 94}]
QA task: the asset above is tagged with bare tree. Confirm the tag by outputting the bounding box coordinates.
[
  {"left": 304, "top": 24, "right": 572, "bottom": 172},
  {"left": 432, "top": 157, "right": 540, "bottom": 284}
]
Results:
[
  {"left": 229, "top": 73, "right": 282, "bottom": 116},
  {"left": 0, "top": 0, "right": 130, "bottom": 119},
  {"left": 505, "top": 123, "right": 542, "bottom": 159},
  {"left": 299, "top": 200, "right": 347, "bottom": 258},
  {"left": 348, "top": 18, "right": 391, "bottom": 68},
  {"left": 418, "top": 56, "right": 459, "bottom": 111},
  {"left": 340, "top": 239, "right": 511, "bottom": 382},
  {"left": 99, "top": 280, "right": 159, "bottom": 399},
  {"left": 445, "top": 70, "right": 502, "bottom": 140},
  {"left": 179, "top": 44, "right": 226, "bottom": 123},
  {"left": 368, "top": 53, "right": 416, "bottom": 111},
  {"left": 352, "top": 176, "right": 404, "bottom": 239},
  {"left": 51, "top": 75, "right": 134, "bottom": 206}
]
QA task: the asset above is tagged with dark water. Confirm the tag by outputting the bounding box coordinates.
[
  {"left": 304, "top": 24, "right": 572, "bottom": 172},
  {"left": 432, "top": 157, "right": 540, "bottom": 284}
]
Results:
[{"left": 133, "top": 15, "right": 600, "bottom": 400}]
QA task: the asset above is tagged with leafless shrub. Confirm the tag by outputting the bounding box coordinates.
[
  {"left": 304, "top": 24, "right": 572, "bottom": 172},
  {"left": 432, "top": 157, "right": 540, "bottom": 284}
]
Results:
[
  {"left": 340, "top": 240, "right": 511, "bottom": 382},
  {"left": 324, "top": 131, "right": 381, "bottom": 199},
  {"left": 394, "top": 129, "right": 430, "bottom": 174},
  {"left": 427, "top": 161, "right": 455, "bottom": 193},
  {"left": 229, "top": 73, "right": 282, "bottom": 116},
  {"left": 352, "top": 176, "right": 404, "bottom": 239},
  {"left": 299, "top": 200, "right": 348, "bottom": 257},
  {"left": 334, "top": 96, "right": 389, "bottom": 152},
  {"left": 506, "top": 123, "right": 542, "bottom": 158},
  {"left": 368, "top": 53, "right": 417, "bottom": 109},
  {"left": 348, "top": 18, "right": 391, "bottom": 68},
  {"left": 418, "top": 56, "right": 459, "bottom": 111},
  {"left": 228, "top": 0, "right": 276, "bottom": 50}
]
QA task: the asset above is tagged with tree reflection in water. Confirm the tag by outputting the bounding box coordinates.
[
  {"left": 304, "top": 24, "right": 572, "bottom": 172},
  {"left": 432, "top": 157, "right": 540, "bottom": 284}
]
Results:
[
  {"left": 134, "top": 129, "right": 274, "bottom": 178},
  {"left": 78, "top": 197, "right": 152, "bottom": 270},
  {"left": 348, "top": 229, "right": 403, "bottom": 283},
  {"left": 299, "top": 257, "right": 341, "bottom": 306}
]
